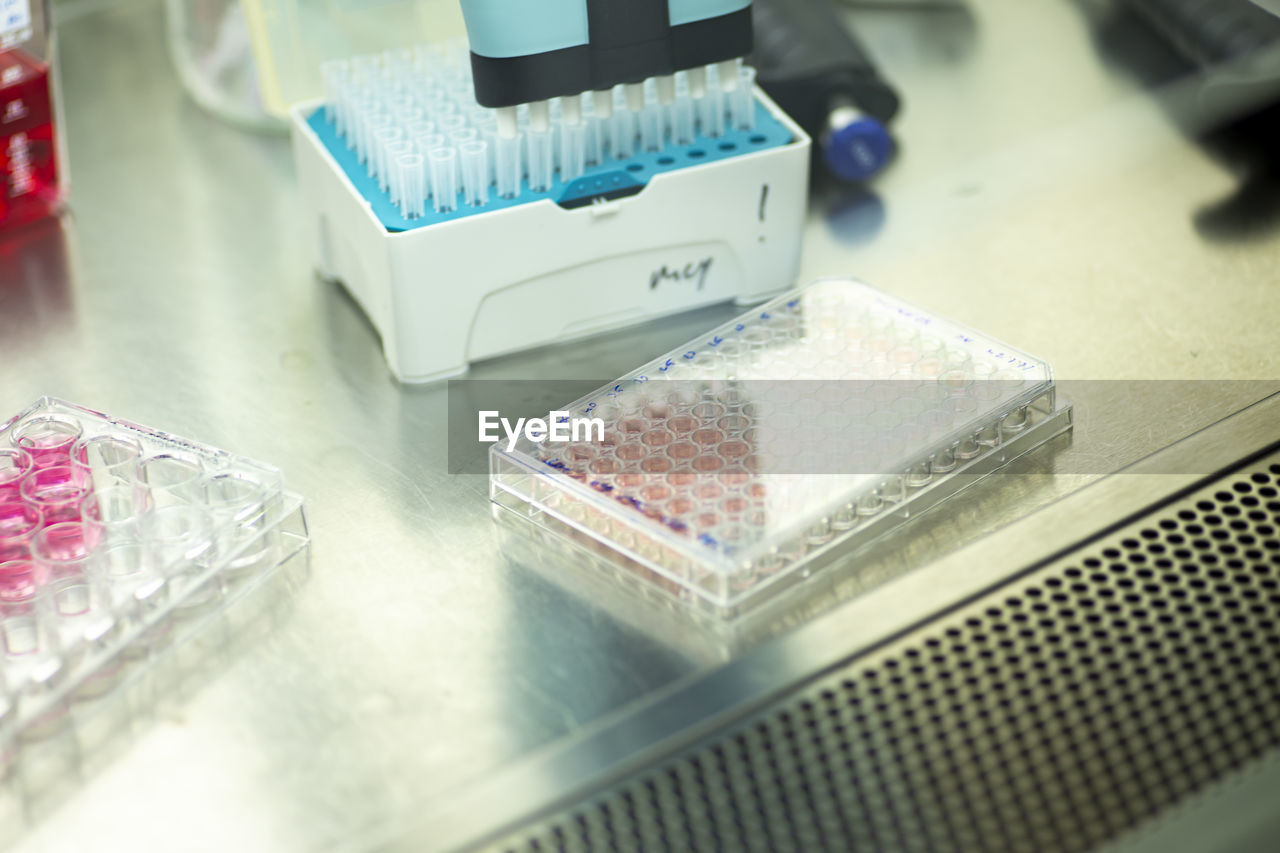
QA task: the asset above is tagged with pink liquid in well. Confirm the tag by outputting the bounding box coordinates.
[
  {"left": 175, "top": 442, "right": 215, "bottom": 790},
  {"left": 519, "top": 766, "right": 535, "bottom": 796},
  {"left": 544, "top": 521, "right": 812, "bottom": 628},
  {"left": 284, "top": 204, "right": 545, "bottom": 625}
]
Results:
[
  {"left": 0, "top": 449, "right": 32, "bottom": 504},
  {"left": 1, "top": 48, "right": 61, "bottom": 232},
  {"left": 0, "top": 559, "right": 43, "bottom": 601},
  {"left": 34, "top": 521, "right": 90, "bottom": 563},
  {"left": 4, "top": 416, "right": 112, "bottom": 572},
  {"left": 15, "top": 418, "right": 81, "bottom": 468},
  {"left": 0, "top": 448, "right": 32, "bottom": 483},
  {"left": 20, "top": 465, "right": 85, "bottom": 525},
  {"left": 0, "top": 501, "right": 41, "bottom": 562}
]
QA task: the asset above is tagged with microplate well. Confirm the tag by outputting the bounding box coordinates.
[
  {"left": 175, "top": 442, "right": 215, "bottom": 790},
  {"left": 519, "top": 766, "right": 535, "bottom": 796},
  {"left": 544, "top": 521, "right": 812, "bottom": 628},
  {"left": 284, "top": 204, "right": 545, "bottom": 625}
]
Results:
[{"left": 490, "top": 279, "right": 1073, "bottom": 618}]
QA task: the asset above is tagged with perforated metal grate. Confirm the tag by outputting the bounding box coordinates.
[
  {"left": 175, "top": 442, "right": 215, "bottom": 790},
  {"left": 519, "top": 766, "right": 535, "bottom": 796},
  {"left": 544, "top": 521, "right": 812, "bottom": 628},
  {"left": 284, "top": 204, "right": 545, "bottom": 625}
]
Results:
[{"left": 489, "top": 455, "right": 1280, "bottom": 853}]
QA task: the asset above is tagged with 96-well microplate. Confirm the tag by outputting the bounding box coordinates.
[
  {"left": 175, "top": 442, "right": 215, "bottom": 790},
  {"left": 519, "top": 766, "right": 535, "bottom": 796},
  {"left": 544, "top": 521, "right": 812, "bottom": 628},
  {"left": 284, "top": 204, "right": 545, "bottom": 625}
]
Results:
[{"left": 490, "top": 279, "right": 1073, "bottom": 617}]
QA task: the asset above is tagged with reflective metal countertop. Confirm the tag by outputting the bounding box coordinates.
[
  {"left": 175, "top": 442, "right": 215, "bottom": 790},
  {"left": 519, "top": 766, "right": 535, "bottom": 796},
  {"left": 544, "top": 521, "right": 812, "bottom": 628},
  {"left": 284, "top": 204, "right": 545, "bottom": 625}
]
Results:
[{"left": 1, "top": 0, "right": 1278, "bottom": 850}]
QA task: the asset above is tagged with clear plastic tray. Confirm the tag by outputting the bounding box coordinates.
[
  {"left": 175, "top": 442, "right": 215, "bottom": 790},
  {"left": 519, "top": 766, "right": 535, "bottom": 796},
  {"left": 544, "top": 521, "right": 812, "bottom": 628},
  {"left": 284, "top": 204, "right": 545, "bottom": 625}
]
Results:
[
  {"left": 0, "top": 398, "right": 309, "bottom": 771},
  {"left": 491, "top": 279, "right": 1073, "bottom": 617}
]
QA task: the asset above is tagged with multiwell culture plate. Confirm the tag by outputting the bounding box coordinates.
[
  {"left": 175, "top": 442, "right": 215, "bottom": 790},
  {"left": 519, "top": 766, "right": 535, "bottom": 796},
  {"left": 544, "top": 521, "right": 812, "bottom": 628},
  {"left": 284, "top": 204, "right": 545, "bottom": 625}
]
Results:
[
  {"left": 491, "top": 280, "right": 1073, "bottom": 617},
  {"left": 0, "top": 398, "right": 309, "bottom": 753}
]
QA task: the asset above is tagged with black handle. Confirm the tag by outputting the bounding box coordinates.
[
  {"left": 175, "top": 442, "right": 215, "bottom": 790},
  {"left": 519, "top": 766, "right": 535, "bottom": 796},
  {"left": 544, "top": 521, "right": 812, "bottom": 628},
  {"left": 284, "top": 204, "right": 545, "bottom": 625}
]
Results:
[
  {"left": 1122, "top": 0, "right": 1280, "bottom": 66},
  {"left": 750, "top": 0, "right": 901, "bottom": 136}
]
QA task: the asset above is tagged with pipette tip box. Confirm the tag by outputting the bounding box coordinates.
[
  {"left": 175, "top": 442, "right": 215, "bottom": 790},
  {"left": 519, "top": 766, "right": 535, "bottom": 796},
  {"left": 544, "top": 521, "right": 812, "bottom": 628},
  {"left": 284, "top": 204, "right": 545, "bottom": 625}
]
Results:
[
  {"left": 0, "top": 397, "right": 309, "bottom": 791},
  {"left": 289, "top": 44, "right": 810, "bottom": 384},
  {"left": 490, "top": 280, "right": 1073, "bottom": 618}
]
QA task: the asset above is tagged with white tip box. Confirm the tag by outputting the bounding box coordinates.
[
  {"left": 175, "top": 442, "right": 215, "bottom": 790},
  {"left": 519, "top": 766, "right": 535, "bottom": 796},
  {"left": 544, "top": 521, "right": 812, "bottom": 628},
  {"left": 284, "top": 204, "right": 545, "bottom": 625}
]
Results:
[{"left": 289, "top": 88, "right": 811, "bottom": 384}]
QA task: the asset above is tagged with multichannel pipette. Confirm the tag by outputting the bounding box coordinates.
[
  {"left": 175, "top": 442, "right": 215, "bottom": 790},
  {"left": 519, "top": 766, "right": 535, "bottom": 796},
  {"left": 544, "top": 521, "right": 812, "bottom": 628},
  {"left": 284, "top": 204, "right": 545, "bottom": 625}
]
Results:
[{"left": 458, "top": 0, "right": 755, "bottom": 159}]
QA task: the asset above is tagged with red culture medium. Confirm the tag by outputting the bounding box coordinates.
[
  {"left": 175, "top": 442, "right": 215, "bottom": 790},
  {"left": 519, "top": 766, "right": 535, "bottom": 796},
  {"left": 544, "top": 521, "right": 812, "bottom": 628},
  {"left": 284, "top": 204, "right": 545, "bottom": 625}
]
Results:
[{"left": 0, "top": 47, "right": 60, "bottom": 231}]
